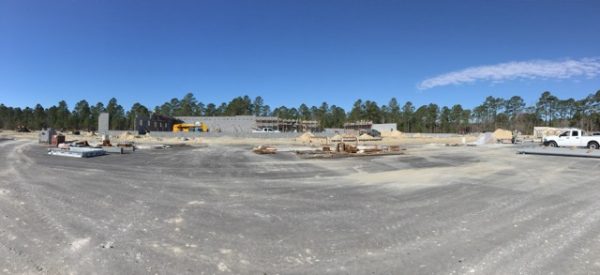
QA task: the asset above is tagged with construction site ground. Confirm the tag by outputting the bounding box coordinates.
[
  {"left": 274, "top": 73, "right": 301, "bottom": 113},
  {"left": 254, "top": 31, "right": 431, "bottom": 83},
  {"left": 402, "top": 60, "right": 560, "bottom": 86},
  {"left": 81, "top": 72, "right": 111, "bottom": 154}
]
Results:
[
  {"left": 1, "top": 137, "right": 600, "bottom": 274},
  {"left": 0, "top": 130, "right": 480, "bottom": 146}
]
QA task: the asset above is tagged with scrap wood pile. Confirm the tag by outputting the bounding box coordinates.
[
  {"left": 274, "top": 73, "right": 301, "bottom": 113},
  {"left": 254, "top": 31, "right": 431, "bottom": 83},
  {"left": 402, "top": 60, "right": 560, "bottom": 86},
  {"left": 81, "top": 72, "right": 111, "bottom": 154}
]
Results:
[{"left": 253, "top": 145, "right": 277, "bottom": 154}]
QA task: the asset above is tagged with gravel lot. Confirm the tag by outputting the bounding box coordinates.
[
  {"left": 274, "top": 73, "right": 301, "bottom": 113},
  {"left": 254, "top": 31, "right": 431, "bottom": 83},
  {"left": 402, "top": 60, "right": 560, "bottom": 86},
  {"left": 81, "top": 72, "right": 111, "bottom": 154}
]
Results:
[{"left": 1, "top": 139, "right": 600, "bottom": 274}]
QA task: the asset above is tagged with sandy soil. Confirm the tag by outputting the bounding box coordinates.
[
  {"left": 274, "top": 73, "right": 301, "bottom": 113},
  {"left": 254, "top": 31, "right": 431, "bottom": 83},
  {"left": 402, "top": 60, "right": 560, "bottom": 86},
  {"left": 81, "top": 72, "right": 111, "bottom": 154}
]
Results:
[{"left": 0, "top": 130, "right": 478, "bottom": 147}]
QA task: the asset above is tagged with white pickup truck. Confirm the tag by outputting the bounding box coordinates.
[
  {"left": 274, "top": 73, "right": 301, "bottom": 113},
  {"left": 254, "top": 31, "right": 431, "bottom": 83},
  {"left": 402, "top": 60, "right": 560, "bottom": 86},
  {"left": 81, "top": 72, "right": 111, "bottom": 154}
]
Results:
[{"left": 543, "top": 128, "right": 600, "bottom": 149}]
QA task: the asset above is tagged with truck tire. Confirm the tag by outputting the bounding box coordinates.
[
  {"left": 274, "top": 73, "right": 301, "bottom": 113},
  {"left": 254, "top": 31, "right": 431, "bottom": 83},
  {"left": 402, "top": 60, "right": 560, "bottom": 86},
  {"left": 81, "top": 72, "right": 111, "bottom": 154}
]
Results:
[
  {"left": 588, "top": 141, "right": 600, "bottom": 150},
  {"left": 548, "top": 141, "right": 558, "bottom": 147}
]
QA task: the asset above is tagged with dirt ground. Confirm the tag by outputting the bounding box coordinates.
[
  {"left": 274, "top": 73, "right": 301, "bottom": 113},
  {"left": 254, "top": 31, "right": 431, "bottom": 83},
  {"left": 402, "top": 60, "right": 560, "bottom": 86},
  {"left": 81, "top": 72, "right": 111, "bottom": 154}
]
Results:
[
  {"left": 1, "top": 134, "right": 600, "bottom": 274},
  {"left": 0, "top": 130, "right": 478, "bottom": 147}
]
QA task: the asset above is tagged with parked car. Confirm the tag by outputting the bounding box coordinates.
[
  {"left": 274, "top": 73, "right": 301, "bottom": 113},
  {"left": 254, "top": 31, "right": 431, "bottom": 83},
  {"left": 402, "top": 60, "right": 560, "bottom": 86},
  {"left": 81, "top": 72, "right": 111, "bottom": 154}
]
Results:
[
  {"left": 543, "top": 128, "right": 600, "bottom": 149},
  {"left": 252, "top": 128, "right": 281, "bottom": 133}
]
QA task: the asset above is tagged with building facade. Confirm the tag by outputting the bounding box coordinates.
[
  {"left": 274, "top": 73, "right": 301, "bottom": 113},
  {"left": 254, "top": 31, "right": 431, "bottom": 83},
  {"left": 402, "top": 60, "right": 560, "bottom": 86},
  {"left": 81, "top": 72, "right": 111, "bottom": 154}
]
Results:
[
  {"left": 371, "top": 123, "right": 397, "bottom": 133},
  {"left": 135, "top": 114, "right": 178, "bottom": 133},
  {"left": 175, "top": 116, "right": 319, "bottom": 134},
  {"left": 344, "top": 120, "right": 373, "bottom": 131}
]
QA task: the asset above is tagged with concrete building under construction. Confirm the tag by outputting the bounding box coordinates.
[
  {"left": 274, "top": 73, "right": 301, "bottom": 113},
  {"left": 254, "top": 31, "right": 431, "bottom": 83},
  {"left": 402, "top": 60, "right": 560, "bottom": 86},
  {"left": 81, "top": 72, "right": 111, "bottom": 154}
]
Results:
[
  {"left": 175, "top": 116, "right": 319, "bottom": 134},
  {"left": 343, "top": 121, "right": 397, "bottom": 134},
  {"left": 343, "top": 120, "right": 373, "bottom": 131},
  {"left": 135, "top": 114, "right": 178, "bottom": 133}
]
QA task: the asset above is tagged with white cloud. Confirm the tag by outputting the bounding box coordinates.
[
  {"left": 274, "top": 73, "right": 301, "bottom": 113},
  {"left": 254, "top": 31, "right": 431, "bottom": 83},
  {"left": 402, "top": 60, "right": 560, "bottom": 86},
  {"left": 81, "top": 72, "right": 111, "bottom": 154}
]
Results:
[{"left": 418, "top": 57, "right": 600, "bottom": 90}]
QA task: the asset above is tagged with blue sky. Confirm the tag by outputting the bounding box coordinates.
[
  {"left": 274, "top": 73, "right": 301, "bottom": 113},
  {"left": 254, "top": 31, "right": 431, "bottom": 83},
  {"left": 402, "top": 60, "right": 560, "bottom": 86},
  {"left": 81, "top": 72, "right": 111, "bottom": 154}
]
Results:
[{"left": 1, "top": 0, "right": 599, "bottom": 111}]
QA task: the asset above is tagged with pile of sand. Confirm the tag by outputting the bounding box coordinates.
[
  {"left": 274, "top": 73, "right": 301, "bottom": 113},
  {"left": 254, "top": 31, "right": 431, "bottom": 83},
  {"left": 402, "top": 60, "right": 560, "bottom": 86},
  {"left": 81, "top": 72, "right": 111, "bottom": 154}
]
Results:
[
  {"left": 359, "top": 133, "right": 374, "bottom": 140},
  {"left": 297, "top": 132, "right": 315, "bottom": 142},
  {"left": 493, "top": 128, "right": 512, "bottom": 140},
  {"left": 118, "top": 132, "right": 136, "bottom": 141},
  {"left": 381, "top": 130, "right": 403, "bottom": 138}
]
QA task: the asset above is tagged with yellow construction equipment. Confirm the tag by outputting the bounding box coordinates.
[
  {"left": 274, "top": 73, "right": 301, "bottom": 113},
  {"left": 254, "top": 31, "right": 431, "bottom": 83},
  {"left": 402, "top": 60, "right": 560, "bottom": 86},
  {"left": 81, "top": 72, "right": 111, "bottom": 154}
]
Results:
[{"left": 172, "top": 123, "right": 208, "bottom": 132}]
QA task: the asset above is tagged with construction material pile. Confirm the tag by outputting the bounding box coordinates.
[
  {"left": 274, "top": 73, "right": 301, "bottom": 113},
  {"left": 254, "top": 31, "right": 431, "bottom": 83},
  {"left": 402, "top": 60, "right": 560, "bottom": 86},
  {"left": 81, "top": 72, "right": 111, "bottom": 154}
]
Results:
[
  {"left": 48, "top": 147, "right": 106, "bottom": 158},
  {"left": 336, "top": 142, "right": 358, "bottom": 153},
  {"left": 45, "top": 132, "right": 134, "bottom": 158},
  {"left": 296, "top": 142, "right": 404, "bottom": 159},
  {"left": 38, "top": 128, "right": 57, "bottom": 144}
]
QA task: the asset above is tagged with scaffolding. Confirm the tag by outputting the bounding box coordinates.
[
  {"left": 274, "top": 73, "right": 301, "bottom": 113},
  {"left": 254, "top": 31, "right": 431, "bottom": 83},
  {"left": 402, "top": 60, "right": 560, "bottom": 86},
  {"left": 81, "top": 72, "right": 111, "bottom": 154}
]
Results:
[
  {"left": 256, "top": 118, "right": 319, "bottom": 132},
  {"left": 344, "top": 121, "right": 372, "bottom": 130}
]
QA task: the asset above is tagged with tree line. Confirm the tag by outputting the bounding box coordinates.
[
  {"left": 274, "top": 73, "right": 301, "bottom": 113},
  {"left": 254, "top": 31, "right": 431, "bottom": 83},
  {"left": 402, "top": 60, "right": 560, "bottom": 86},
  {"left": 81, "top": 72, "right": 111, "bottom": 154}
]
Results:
[{"left": 1, "top": 90, "right": 599, "bottom": 134}]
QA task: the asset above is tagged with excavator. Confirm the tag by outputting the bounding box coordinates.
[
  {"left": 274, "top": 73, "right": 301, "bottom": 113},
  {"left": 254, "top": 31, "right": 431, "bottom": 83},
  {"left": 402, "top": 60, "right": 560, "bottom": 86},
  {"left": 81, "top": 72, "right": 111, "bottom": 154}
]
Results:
[{"left": 172, "top": 122, "right": 208, "bottom": 132}]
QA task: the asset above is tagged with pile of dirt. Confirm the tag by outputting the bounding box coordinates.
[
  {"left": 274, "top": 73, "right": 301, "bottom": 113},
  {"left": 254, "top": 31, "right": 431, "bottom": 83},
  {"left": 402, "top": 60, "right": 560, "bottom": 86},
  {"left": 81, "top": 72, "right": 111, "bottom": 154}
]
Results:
[
  {"left": 118, "top": 132, "right": 136, "bottom": 141},
  {"left": 331, "top": 134, "right": 343, "bottom": 141},
  {"left": 493, "top": 129, "right": 512, "bottom": 140},
  {"left": 297, "top": 132, "right": 315, "bottom": 142},
  {"left": 358, "top": 133, "right": 374, "bottom": 140},
  {"left": 381, "top": 130, "right": 403, "bottom": 137}
]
